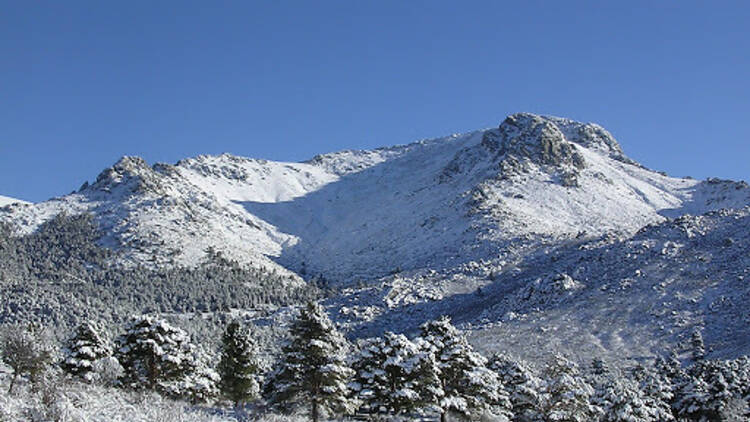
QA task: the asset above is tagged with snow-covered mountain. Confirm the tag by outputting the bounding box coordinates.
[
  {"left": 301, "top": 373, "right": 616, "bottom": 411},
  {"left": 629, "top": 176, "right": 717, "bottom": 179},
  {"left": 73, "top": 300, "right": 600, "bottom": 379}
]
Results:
[
  {"left": 0, "top": 195, "right": 29, "bottom": 207},
  {"left": 2, "top": 113, "right": 748, "bottom": 284},
  {"left": 2, "top": 112, "right": 750, "bottom": 362}
]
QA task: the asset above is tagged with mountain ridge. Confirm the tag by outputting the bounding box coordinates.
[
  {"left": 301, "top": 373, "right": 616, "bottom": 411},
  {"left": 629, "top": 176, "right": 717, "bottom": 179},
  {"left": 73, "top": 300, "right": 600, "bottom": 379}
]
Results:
[
  {"left": 1, "top": 113, "right": 748, "bottom": 284},
  {"left": 0, "top": 195, "right": 30, "bottom": 207}
]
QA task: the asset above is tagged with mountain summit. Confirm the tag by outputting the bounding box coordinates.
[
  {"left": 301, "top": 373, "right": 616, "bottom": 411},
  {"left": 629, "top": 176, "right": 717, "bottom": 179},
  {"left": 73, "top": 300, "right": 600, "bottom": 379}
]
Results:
[{"left": 2, "top": 113, "right": 748, "bottom": 283}]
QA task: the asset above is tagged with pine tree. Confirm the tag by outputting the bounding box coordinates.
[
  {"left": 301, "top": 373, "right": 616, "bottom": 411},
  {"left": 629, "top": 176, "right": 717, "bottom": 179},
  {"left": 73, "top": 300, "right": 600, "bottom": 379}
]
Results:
[
  {"left": 115, "top": 316, "right": 196, "bottom": 393},
  {"left": 61, "top": 320, "right": 112, "bottom": 382},
  {"left": 594, "top": 376, "right": 659, "bottom": 422},
  {"left": 489, "top": 353, "right": 544, "bottom": 422},
  {"left": 351, "top": 331, "right": 441, "bottom": 416},
  {"left": 690, "top": 329, "right": 706, "bottom": 362},
  {"left": 218, "top": 320, "right": 262, "bottom": 407},
  {"left": 655, "top": 350, "right": 684, "bottom": 384},
  {"left": 630, "top": 362, "right": 675, "bottom": 422},
  {"left": 729, "top": 356, "right": 750, "bottom": 400},
  {"left": 265, "top": 301, "right": 354, "bottom": 422},
  {"left": 674, "top": 358, "right": 750, "bottom": 421},
  {"left": 419, "top": 316, "right": 511, "bottom": 422},
  {"left": 590, "top": 357, "right": 610, "bottom": 378},
  {"left": 165, "top": 345, "right": 220, "bottom": 404},
  {"left": 672, "top": 373, "right": 711, "bottom": 421},
  {"left": 542, "top": 354, "right": 600, "bottom": 422}
]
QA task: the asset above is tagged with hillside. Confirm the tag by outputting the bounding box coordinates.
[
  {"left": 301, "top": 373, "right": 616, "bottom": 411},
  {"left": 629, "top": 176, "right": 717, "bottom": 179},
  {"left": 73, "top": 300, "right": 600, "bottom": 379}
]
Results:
[
  {"left": 1, "top": 112, "right": 749, "bottom": 361},
  {"left": 0, "top": 195, "right": 29, "bottom": 207}
]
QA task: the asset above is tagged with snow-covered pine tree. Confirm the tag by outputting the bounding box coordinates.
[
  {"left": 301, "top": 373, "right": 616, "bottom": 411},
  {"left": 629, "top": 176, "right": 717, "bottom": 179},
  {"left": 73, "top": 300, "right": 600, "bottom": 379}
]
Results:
[
  {"left": 673, "top": 358, "right": 749, "bottom": 421},
  {"left": 542, "top": 354, "right": 600, "bottom": 422},
  {"left": 265, "top": 301, "right": 354, "bottom": 422},
  {"left": 218, "top": 320, "right": 262, "bottom": 407},
  {"left": 655, "top": 350, "right": 684, "bottom": 384},
  {"left": 729, "top": 356, "right": 750, "bottom": 400},
  {"left": 630, "top": 362, "right": 675, "bottom": 422},
  {"left": 164, "top": 345, "right": 220, "bottom": 404},
  {"left": 594, "top": 375, "right": 661, "bottom": 422},
  {"left": 115, "top": 316, "right": 196, "bottom": 394},
  {"left": 410, "top": 339, "right": 444, "bottom": 415},
  {"left": 351, "top": 331, "right": 440, "bottom": 417},
  {"left": 672, "top": 372, "right": 711, "bottom": 421},
  {"left": 488, "top": 353, "right": 544, "bottom": 422},
  {"left": 590, "top": 357, "right": 610, "bottom": 378},
  {"left": 61, "top": 320, "right": 112, "bottom": 382},
  {"left": 419, "top": 316, "right": 511, "bottom": 422},
  {"left": 690, "top": 329, "right": 706, "bottom": 362}
]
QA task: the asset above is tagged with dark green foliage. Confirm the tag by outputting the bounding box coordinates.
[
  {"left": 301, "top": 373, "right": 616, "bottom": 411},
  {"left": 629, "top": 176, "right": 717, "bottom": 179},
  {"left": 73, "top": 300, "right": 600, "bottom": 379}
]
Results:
[
  {"left": 673, "top": 358, "right": 750, "bottom": 421},
  {"left": 488, "top": 353, "right": 544, "bottom": 422},
  {"left": 419, "top": 316, "right": 511, "bottom": 421},
  {"left": 115, "top": 316, "right": 195, "bottom": 392},
  {"left": 351, "top": 331, "right": 440, "bottom": 416},
  {"left": 218, "top": 321, "right": 262, "bottom": 406},
  {"left": 0, "top": 213, "right": 320, "bottom": 332},
  {"left": 265, "top": 301, "right": 353, "bottom": 422},
  {"left": 542, "top": 354, "right": 600, "bottom": 422},
  {"left": 61, "top": 320, "right": 112, "bottom": 381}
]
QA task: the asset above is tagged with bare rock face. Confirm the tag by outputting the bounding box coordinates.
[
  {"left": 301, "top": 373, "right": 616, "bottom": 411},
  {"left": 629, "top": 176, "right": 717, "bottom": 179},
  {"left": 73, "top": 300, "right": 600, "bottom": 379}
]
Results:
[
  {"left": 91, "top": 156, "right": 168, "bottom": 196},
  {"left": 496, "top": 113, "right": 587, "bottom": 171},
  {"left": 442, "top": 113, "right": 605, "bottom": 186}
]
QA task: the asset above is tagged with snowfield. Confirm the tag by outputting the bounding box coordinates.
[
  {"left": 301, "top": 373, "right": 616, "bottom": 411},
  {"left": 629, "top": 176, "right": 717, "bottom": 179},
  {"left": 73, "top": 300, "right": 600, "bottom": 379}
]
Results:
[{"left": 0, "top": 195, "right": 29, "bottom": 207}]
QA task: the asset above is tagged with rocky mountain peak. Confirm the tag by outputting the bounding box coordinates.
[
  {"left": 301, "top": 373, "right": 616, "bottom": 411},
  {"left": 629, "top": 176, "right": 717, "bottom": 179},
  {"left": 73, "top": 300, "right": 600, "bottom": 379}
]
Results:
[
  {"left": 91, "top": 156, "right": 167, "bottom": 196},
  {"left": 494, "top": 113, "right": 587, "bottom": 170},
  {"left": 500, "top": 113, "right": 632, "bottom": 163}
]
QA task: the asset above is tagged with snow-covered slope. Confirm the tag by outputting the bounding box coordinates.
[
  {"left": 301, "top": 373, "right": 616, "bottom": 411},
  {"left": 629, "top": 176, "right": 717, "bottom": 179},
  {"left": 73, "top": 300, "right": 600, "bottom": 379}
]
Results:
[
  {"left": 330, "top": 205, "right": 750, "bottom": 362},
  {"left": 1, "top": 113, "right": 748, "bottom": 284},
  {"left": 0, "top": 195, "right": 29, "bottom": 207}
]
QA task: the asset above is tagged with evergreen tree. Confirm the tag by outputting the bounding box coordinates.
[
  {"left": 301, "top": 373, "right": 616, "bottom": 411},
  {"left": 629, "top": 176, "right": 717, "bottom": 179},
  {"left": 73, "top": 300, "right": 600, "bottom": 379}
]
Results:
[
  {"left": 115, "top": 316, "right": 196, "bottom": 394},
  {"left": 674, "top": 359, "right": 750, "bottom": 421},
  {"left": 351, "top": 331, "right": 441, "bottom": 416},
  {"left": 419, "top": 316, "right": 511, "bottom": 422},
  {"left": 218, "top": 320, "right": 262, "bottom": 407},
  {"left": 594, "top": 376, "right": 660, "bottom": 422},
  {"left": 690, "top": 329, "right": 706, "bottom": 362},
  {"left": 729, "top": 356, "right": 750, "bottom": 400},
  {"left": 590, "top": 357, "right": 610, "bottom": 378},
  {"left": 655, "top": 350, "right": 684, "bottom": 384},
  {"left": 542, "top": 354, "right": 600, "bottom": 422},
  {"left": 489, "top": 353, "right": 544, "bottom": 422},
  {"left": 630, "top": 362, "right": 675, "bottom": 422},
  {"left": 165, "top": 345, "right": 220, "bottom": 404},
  {"left": 672, "top": 373, "right": 712, "bottom": 421},
  {"left": 61, "top": 320, "right": 112, "bottom": 382},
  {"left": 265, "top": 301, "right": 354, "bottom": 422}
]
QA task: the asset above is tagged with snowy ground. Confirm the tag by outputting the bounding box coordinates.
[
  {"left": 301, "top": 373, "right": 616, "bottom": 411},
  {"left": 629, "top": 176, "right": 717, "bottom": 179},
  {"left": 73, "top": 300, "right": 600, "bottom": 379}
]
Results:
[{"left": 0, "top": 195, "right": 29, "bottom": 207}]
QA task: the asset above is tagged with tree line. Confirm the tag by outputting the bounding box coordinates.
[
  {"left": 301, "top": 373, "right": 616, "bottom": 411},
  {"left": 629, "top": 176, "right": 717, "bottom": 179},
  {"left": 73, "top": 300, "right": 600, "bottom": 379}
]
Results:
[
  {"left": 0, "top": 214, "right": 321, "bottom": 332},
  {"left": 2, "top": 302, "right": 749, "bottom": 422}
]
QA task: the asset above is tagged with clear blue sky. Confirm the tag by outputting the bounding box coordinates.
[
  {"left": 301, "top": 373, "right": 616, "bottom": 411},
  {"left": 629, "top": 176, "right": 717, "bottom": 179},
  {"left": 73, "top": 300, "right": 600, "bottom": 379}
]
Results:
[{"left": 2, "top": 1, "right": 748, "bottom": 202}]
